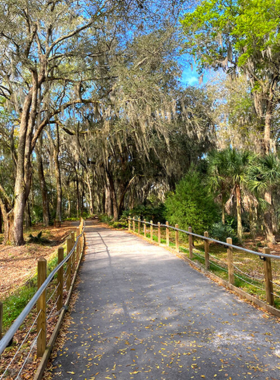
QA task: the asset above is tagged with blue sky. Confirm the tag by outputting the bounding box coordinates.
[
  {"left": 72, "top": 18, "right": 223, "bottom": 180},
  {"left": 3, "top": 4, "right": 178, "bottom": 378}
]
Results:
[{"left": 181, "top": 67, "right": 199, "bottom": 86}]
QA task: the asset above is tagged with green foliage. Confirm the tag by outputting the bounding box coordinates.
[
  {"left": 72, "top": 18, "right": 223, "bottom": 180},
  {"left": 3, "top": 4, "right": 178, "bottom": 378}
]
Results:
[
  {"left": 111, "top": 221, "right": 128, "bottom": 229},
  {"left": 99, "top": 214, "right": 114, "bottom": 224},
  {"left": 123, "top": 203, "right": 166, "bottom": 223},
  {"left": 181, "top": 0, "right": 280, "bottom": 71},
  {"left": 2, "top": 253, "right": 60, "bottom": 330},
  {"left": 3, "top": 284, "right": 37, "bottom": 329},
  {"left": 164, "top": 169, "right": 219, "bottom": 235},
  {"left": 210, "top": 222, "right": 239, "bottom": 245},
  {"left": 247, "top": 153, "right": 280, "bottom": 194},
  {"left": 28, "top": 231, "right": 50, "bottom": 245}
]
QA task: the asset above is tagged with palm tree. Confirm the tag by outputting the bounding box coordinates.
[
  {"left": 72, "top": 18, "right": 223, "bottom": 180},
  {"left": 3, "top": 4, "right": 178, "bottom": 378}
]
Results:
[
  {"left": 207, "top": 149, "right": 231, "bottom": 225},
  {"left": 247, "top": 154, "right": 280, "bottom": 243},
  {"left": 208, "top": 148, "right": 252, "bottom": 242}
]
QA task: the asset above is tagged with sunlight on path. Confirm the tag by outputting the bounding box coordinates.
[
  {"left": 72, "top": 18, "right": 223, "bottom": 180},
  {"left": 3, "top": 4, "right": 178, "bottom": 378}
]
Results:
[{"left": 51, "top": 222, "right": 280, "bottom": 380}]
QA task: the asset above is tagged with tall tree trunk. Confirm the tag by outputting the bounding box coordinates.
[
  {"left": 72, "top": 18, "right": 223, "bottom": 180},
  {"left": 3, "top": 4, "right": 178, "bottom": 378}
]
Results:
[
  {"left": 76, "top": 178, "right": 80, "bottom": 218},
  {"left": 0, "top": 208, "right": 2, "bottom": 234},
  {"left": 106, "top": 172, "right": 118, "bottom": 221},
  {"left": 54, "top": 149, "right": 62, "bottom": 222},
  {"left": 235, "top": 184, "right": 243, "bottom": 242},
  {"left": 263, "top": 95, "right": 273, "bottom": 155},
  {"left": 67, "top": 193, "right": 71, "bottom": 217},
  {"left": 25, "top": 200, "right": 32, "bottom": 229},
  {"left": 36, "top": 138, "right": 50, "bottom": 226},
  {"left": 86, "top": 173, "right": 94, "bottom": 215},
  {"left": 14, "top": 75, "right": 38, "bottom": 245},
  {"left": 105, "top": 186, "right": 112, "bottom": 217},
  {"left": 264, "top": 191, "right": 276, "bottom": 243},
  {"left": 0, "top": 200, "right": 9, "bottom": 244},
  {"left": 118, "top": 176, "right": 136, "bottom": 217}
]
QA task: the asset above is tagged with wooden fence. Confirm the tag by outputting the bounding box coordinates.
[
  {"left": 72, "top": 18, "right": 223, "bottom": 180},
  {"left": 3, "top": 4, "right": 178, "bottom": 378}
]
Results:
[
  {"left": 0, "top": 219, "right": 85, "bottom": 380},
  {"left": 128, "top": 217, "right": 280, "bottom": 314}
]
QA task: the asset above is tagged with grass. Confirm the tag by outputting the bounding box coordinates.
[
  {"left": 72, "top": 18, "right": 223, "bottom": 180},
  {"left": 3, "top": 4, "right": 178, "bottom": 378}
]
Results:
[
  {"left": 134, "top": 224, "right": 280, "bottom": 308},
  {"left": 2, "top": 243, "right": 66, "bottom": 332}
]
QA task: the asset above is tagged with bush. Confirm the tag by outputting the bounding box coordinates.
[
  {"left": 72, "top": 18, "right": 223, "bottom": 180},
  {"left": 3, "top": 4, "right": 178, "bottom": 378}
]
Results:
[
  {"left": 123, "top": 203, "right": 166, "bottom": 223},
  {"left": 99, "top": 214, "right": 114, "bottom": 224},
  {"left": 111, "top": 221, "right": 128, "bottom": 229},
  {"left": 164, "top": 169, "right": 219, "bottom": 235},
  {"left": 28, "top": 231, "right": 50, "bottom": 245},
  {"left": 210, "top": 222, "right": 239, "bottom": 245}
]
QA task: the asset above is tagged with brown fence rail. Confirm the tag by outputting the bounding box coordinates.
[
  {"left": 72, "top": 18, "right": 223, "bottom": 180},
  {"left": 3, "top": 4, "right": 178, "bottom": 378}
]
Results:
[
  {"left": 128, "top": 217, "right": 280, "bottom": 309},
  {"left": 0, "top": 219, "right": 85, "bottom": 380}
]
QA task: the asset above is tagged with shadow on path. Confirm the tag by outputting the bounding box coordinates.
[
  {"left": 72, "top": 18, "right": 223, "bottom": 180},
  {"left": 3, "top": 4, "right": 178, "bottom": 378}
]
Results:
[{"left": 51, "top": 221, "right": 280, "bottom": 380}]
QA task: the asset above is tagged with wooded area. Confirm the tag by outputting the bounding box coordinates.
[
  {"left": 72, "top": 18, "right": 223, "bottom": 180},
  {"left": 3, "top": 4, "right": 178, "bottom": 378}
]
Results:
[{"left": 1, "top": 0, "right": 280, "bottom": 248}]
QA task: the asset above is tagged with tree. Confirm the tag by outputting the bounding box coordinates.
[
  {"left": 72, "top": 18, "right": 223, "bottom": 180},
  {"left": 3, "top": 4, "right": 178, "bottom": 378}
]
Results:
[
  {"left": 207, "top": 149, "right": 232, "bottom": 225},
  {"left": 247, "top": 154, "right": 280, "bottom": 243},
  {"left": 165, "top": 169, "right": 219, "bottom": 235},
  {"left": 181, "top": 0, "right": 280, "bottom": 153},
  {"left": 207, "top": 148, "right": 252, "bottom": 242}
]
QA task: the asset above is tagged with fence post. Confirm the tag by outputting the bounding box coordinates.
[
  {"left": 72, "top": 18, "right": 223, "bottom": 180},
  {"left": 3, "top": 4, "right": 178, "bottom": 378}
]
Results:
[
  {"left": 138, "top": 218, "right": 140, "bottom": 234},
  {"left": 263, "top": 247, "right": 274, "bottom": 306},
  {"left": 0, "top": 302, "right": 3, "bottom": 339},
  {"left": 37, "top": 258, "right": 47, "bottom": 357},
  {"left": 175, "top": 224, "right": 179, "bottom": 252},
  {"left": 204, "top": 231, "right": 209, "bottom": 270},
  {"left": 144, "top": 219, "right": 146, "bottom": 238},
  {"left": 227, "top": 237, "right": 234, "bottom": 285},
  {"left": 158, "top": 222, "right": 161, "bottom": 244},
  {"left": 188, "top": 227, "right": 193, "bottom": 259},
  {"left": 76, "top": 227, "right": 80, "bottom": 261},
  {"left": 150, "top": 221, "right": 153, "bottom": 241},
  {"left": 133, "top": 218, "right": 135, "bottom": 232},
  {"left": 166, "top": 221, "right": 169, "bottom": 247},
  {"left": 66, "top": 237, "right": 72, "bottom": 291},
  {"left": 128, "top": 217, "right": 131, "bottom": 231},
  {"left": 57, "top": 247, "right": 64, "bottom": 313},
  {"left": 71, "top": 231, "right": 75, "bottom": 268}
]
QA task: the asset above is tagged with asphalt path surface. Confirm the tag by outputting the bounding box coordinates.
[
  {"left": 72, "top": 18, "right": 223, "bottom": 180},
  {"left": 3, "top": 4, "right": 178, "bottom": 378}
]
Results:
[{"left": 51, "top": 222, "right": 280, "bottom": 380}]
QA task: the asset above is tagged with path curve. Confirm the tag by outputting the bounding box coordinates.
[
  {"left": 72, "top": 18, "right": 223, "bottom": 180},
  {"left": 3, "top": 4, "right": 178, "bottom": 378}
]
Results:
[{"left": 51, "top": 222, "right": 280, "bottom": 380}]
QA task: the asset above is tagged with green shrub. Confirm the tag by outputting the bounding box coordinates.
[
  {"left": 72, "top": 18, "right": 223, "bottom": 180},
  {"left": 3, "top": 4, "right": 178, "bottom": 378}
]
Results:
[
  {"left": 28, "top": 231, "right": 50, "bottom": 245},
  {"left": 99, "top": 214, "right": 114, "bottom": 224},
  {"left": 164, "top": 169, "right": 219, "bottom": 235},
  {"left": 123, "top": 203, "right": 166, "bottom": 223},
  {"left": 210, "top": 222, "right": 239, "bottom": 245},
  {"left": 111, "top": 221, "right": 128, "bottom": 229}
]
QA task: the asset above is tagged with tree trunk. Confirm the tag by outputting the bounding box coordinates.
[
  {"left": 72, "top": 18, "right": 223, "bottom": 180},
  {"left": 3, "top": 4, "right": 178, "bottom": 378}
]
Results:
[
  {"left": 25, "top": 201, "right": 32, "bottom": 229},
  {"left": 76, "top": 178, "right": 80, "bottom": 218},
  {"left": 13, "top": 75, "right": 38, "bottom": 245},
  {"left": 0, "top": 208, "right": 2, "bottom": 234},
  {"left": 36, "top": 139, "right": 50, "bottom": 226},
  {"left": 0, "top": 200, "right": 9, "bottom": 244},
  {"left": 54, "top": 149, "right": 62, "bottom": 222},
  {"left": 105, "top": 186, "right": 112, "bottom": 217},
  {"left": 264, "top": 191, "right": 276, "bottom": 243},
  {"left": 222, "top": 204, "right": 225, "bottom": 225},
  {"left": 67, "top": 193, "right": 71, "bottom": 217},
  {"left": 263, "top": 95, "right": 273, "bottom": 155},
  {"left": 235, "top": 184, "right": 243, "bottom": 242},
  {"left": 107, "top": 173, "right": 118, "bottom": 221},
  {"left": 86, "top": 173, "right": 94, "bottom": 215}
]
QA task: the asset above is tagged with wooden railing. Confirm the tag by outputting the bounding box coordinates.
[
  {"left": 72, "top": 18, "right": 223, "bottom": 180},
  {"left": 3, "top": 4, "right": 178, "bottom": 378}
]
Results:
[
  {"left": 0, "top": 219, "right": 85, "bottom": 380},
  {"left": 128, "top": 217, "right": 280, "bottom": 313}
]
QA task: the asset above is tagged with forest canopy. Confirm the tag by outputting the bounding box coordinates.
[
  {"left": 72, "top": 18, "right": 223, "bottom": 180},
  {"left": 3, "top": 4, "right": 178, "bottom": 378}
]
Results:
[{"left": 1, "top": 0, "right": 280, "bottom": 246}]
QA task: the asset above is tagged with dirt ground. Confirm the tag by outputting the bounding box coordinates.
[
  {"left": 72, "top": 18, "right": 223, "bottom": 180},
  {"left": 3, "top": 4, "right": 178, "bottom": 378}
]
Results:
[{"left": 0, "top": 222, "right": 78, "bottom": 301}]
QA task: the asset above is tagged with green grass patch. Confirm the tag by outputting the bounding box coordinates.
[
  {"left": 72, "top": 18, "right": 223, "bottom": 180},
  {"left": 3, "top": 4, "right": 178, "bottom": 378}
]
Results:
[{"left": 2, "top": 247, "right": 66, "bottom": 332}]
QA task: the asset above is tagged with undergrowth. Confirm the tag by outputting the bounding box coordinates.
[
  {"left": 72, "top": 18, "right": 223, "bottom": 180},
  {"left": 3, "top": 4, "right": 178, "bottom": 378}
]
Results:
[{"left": 2, "top": 246, "right": 64, "bottom": 332}]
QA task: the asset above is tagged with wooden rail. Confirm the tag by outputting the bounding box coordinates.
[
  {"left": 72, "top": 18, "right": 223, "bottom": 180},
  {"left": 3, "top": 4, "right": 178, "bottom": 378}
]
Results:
[
  {"left": 0, "top": 219, "right": 86, "bottom": 380},
  {"left": 128, "top": 217, "right": 279, "bottom": 310}
]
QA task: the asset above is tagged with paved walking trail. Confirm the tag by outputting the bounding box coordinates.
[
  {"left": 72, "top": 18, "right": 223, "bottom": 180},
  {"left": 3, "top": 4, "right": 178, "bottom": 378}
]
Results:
[{"left": 52, "top": 222, "right": 280, "bottom": 380}]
